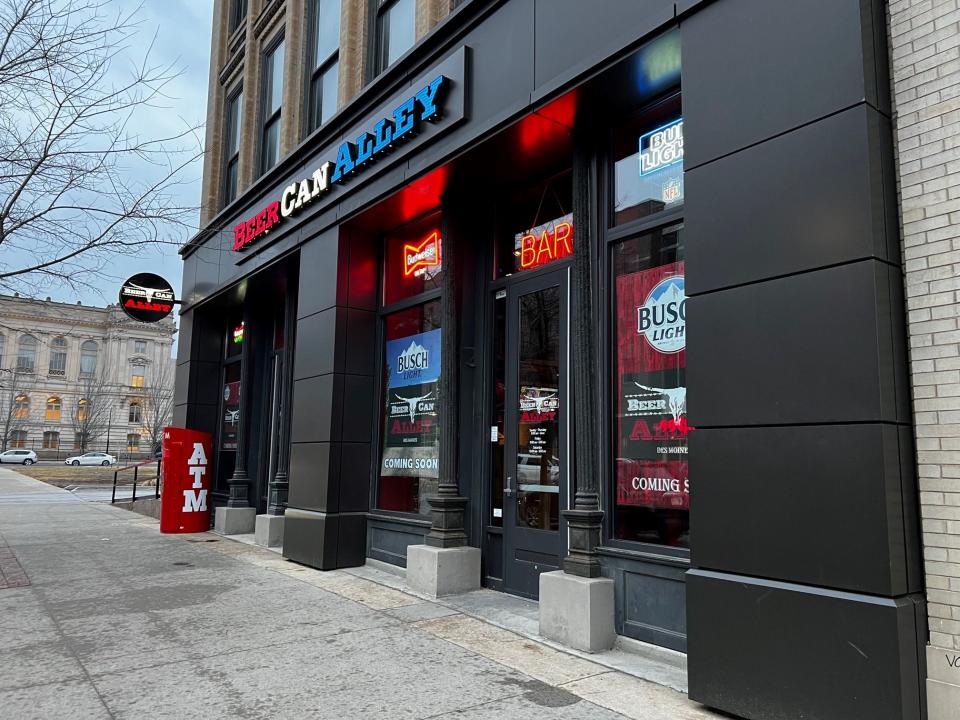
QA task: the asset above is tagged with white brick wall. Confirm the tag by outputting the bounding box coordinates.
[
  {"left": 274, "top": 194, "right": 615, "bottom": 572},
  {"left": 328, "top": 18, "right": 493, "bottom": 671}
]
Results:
[{"left": 889, "top": 0, "right": 960, "bottom": 656}]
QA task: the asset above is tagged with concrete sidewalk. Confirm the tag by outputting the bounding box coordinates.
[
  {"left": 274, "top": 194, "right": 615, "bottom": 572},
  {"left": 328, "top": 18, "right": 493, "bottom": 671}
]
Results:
[{"left": 0, "top": 467, "right": 726, "bottom": 720}]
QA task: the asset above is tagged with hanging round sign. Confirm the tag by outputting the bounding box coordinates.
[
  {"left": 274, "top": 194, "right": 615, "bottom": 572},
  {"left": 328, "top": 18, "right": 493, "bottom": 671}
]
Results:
[{"left": 118, "top": 273, "right": 176, "bottom": 323}]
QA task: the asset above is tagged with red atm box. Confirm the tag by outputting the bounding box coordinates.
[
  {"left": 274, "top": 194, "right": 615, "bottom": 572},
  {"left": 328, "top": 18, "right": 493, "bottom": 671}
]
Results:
[{"left": 159, "top": 426, "right": 213, "bottom": 534}]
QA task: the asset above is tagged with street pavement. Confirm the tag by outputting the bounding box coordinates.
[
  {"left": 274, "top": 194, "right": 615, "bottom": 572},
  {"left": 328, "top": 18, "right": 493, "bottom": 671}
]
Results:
[{"left": 0, "top": 466, "right": 727, "bottom": 720}]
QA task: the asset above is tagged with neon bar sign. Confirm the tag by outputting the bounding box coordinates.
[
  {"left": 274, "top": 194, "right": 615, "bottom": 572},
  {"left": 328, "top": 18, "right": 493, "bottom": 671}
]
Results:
[
  {"left": 234, "top": 75, "right": 449, "bottom": 253},
  {"left": 639, "top": 119, "right": 684, "bottom": 176},
  {"left": 403, "top": 231, "right": 442, "bottom": 277},
  {"left": 514, "top": 214, "right": 574, "bottom": 271}
]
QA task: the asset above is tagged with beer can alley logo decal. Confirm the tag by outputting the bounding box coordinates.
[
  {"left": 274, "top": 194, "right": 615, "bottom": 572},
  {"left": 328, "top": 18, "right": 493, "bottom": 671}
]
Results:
[
  {"left": 119, "top": 273, "right": 175, "bottom": 323},
  {"left": 637, "top": 274, "right": 685, "bottom": 353}
]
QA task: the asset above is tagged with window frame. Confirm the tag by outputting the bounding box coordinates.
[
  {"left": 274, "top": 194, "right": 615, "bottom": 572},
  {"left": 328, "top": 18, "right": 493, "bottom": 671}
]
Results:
[
  {"left": 130, "top": 364, "right": 145, "bottom": 388},
  {"left": 16, "top": 335, "right": 37, "bottom": 373},
  {"left": 49, "top": 337, "right": 67, "bottom": 376},
  {"left": 369, "top": 0, "right": 416, "bottom": 79},
  {"left": 222, "top": 84, "right": 244, "bottom": 207},
  {"left": 598, "top": 87, "right": 688, "bottom": 562},
  {"left": 42, "top": 431, "right": 59, "bottom": 449},
  {"left": 129, "top": 402, "right": 143, "bottom": 424},
  {"left": 229, "top": 0, "right": 247, "bottom": 34},
  {"left": 46, "top": 396, "right": 62, "bottom": 422},
  {"left": 79, "top": 340, "right": 98, "bottom": 377},
  {"left": 259, "top": 35, "right": 285, "bottom": 177},
  {"left": 306, "top": 0, "right": 341, "bottom": 134}
]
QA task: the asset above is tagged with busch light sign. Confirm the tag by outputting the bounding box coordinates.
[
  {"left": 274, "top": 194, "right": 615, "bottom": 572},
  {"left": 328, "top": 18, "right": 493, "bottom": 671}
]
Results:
[
  {"left": 639, "top": 119, "right": 684, "bottom": 177},
  {"left": 638, "top": 274, "right": 686, "bottom": 353},
  {"left": 386, "top": 329, "right": 441, "bottom": 389}
]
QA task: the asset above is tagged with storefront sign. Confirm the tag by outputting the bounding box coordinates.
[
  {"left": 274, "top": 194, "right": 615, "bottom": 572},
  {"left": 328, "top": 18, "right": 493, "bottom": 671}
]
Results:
[
  {"left": 403, "top": 230, "right": 442, "bottom": 277},
  {"left": 639, "top": 119, "right": 683, "bottom": 176},
  {"left": 232, "top": 321, "right": 245, "bottom": 344},
  {"left": 616, "top": 459, "right": 689, "bottom": 510},
  {"left": 638, "top": 274, "right": 686, "bottom": 353},
  {"left": 118, "top": 273, "right": 176, "bottom": 322},
  {"left": 514, "top": 214, "right": 573, "bottom": 271},
  {"left": 234, "top": 74, "right": 451, "bottom": 254},
  {"left": 382, "top": 329, "right": 442, "bottom": 479},
  {"left": 221, "top": 381, "right": 241, "bottom": 450}
]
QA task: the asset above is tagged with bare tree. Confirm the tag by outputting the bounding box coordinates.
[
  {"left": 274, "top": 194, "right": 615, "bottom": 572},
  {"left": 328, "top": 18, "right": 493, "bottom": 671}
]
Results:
[
  {"left": 0, "top": 368, "right": 36, "bottom": 451},
  {"left": 0, "top": 0, "right": 201, "bottom": 295},
  {"left": 69, "top": 362, "right": 111, "bottom": 452},
  {"left": 137, "top": 358, "right": 173, "bottom": 455}
]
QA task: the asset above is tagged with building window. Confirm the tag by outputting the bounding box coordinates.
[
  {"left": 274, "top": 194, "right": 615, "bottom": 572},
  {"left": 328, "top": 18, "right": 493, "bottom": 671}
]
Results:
[
  {"left": 73, "top": 432, "right": 87, "bottom": 450},
  {"left": 129, "top": 402, "right": 142, "bottom": 423},
  {"left": 374, "top": 0, "right": 415, "bottom": 76},
  {"left": 13, "top": 394, "right": 29, "bottom": 420},
  {"left": 130, "top": 364, "right": 145, "bottom": 388},
  {"left": 79, "top": 340, "right": 98, "bottom": 376},
  {"left": 45, "top": 397, "right": 61, "bottom": 422},
  {"left": 9, "top": 430, "right": 27, "bottom": 449},
  {"left": 223, "top": 87, "right": 243, "bottom": 206},
  {"left": 376, "top": 213, "right": 443, "bottom": 516},
  {"left": 134, "top": 340, "right": 147, "bottom": 355},
  {"left": 16, "top": 335, "right": 37, "bottom": 373},
  {"left": 610, "top": 223, "right": 688, "bottom": 548},
  {"left": 127, "top": 433, "right": 140, "bottom": 451},
  {"left": 42, "top": 431, "right": 59, "bottom": 449},
  {"left": 49, "top": 337, "right": 67, "bottom": 376},
  {"left": 0, "top": 333, "right": 6, "bottom": 368},
  {"left": 77, "top": 398, "right": 88, "bottom": 423},
  {"left": 260, "top": 38, "right": 285, "bottom": 175},
  {"left": 308, "top": 0, "right": 340, "bottom": 132},
  {"left": 229, "top": 0, "right": 247, "bottom": 32}
]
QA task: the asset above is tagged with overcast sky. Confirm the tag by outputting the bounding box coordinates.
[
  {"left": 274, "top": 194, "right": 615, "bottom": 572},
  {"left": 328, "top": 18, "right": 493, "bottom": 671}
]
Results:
[{"left": 71, "top": 0, "right": 213, "bottom": 308}]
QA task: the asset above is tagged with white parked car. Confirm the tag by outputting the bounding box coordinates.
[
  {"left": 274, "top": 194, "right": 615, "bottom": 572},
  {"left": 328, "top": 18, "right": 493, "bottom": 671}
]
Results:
[
  {"left": 0, "top": 449, "right": 37, "bottom": 465},
  {"left": 64, "top": 452, "right": 116, "bottom": 466}
]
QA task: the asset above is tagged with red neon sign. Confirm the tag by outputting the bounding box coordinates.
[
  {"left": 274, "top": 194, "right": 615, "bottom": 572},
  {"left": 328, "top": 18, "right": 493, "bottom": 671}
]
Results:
[
  {"left": 233, "top": 201, "right": 282, "bottom": 252},
  {"left": 403, "top": 230, "right": 442, "bottom": 277},
  {"left": 515, "top": 214, "right": 574, "bottom": 271}
]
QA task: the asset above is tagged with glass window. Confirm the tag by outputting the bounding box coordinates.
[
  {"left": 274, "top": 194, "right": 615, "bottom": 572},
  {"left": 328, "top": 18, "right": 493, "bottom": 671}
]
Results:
[
  {"left": 77, "top": 398, "right": 89, "bottom": 422},
  {"left": 230, "top": 0, "right": 247, "bottom": 32},
  {"left": 16, "top": 335, "right": 37, "bottom": 373},
  {"left": 45, "top": 397, "right": 61, "bottom": 421},
  {"left": 127, "top": 434, "right": 140, "bottom": 451},
  {"left": 80, "top": 341, "right": 98, "bottom": 376},
  {"left": 130, "top": 365, "right": 145, "bottom": 388},
  {"left": 13, "top": 394, "right": 29, "bottom": 419},
  {"left": 308, "top": 0, "right": 340, "bottom": 132},
  {"left": 134, "top": 340, "right": 147, "bottom": 354},
  {"left": 42, "top": 431, "right": 59, "bottom": 449},
  {"left": 375, "top": 0, "right": 415, "bottom": 75},
  {"left": 612, "top": 96, "right": 683, "bottom": 226},
  {"left": 382, "top": 213, "right": 443, "bottom": 306},
  {"left": 49, "top": 337, "right": 67, "bottom": 375},
  {"left": 73, "top": 432, "right": 86, "bottom": 450},
  {"left": 0, "top": 333, "right": 5, "bottom": 368},
  {"left": 493, "top": 171, "right": 572, "bottom": 279},
  {"left": 224, "top": 88, "right": 243, "bottom": 205},
  {"left": 260, "top": 39, "right": 284, "bottom": 175},
  {"left": 376, "top": 300, "right": 441, "bottom": 515},
  {"left": 611, "top": 224, "right": 688, "bottom": 548},
  {"left": 9, "top": 430, "right": 27, "bottom": 448},
  {"left": 129, "top": 402, "right": 142, "bottom": 423}
]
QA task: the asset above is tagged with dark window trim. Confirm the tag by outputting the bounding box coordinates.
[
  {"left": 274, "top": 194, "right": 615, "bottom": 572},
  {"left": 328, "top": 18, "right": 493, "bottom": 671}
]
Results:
[
  {"left": 229, "top": 0, "right": 248, "bottom": 33},
  {"left": 305, "top": 0, "right": 341, "bottom": 135},
  {"left": 222, "top": 84, "right": 244, "bottom": 209},
  {"left": 367, "top": 0, "right": 415, "bottom": 82},
  {"left": 259, "top": 33, "right": 286, "bottom": 177}
]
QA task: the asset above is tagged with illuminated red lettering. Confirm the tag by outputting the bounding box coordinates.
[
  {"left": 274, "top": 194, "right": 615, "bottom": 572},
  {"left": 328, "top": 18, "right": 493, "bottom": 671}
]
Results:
[
  {"left": 518, "top": 219, "right": 574, "bottom": 270},
  {"left": 233, "top": 201, "right": 283, "bottom": 252}
]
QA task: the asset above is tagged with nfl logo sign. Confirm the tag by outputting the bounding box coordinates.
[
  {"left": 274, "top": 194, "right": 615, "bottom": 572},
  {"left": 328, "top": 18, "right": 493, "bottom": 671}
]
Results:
[{"left": 662, "top": 178, "right": 682, "bottom": 204}]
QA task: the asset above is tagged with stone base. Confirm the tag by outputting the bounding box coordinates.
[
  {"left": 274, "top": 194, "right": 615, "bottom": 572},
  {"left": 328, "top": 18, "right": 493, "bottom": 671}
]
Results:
[
  {"left": 406, "top": 544, "right": 481, "bottom": 597},
  {"left": 214, "top": 506, "right": 256, "bottom": 535},
  {"left": 255, "top": 513, "right": 284, "bottom": 547},
  {"left": 539, "top": 570, "right": 615, "bottom": 653},
  {"left": 927, "top": 644, "right": 960, "bottom": 720}
]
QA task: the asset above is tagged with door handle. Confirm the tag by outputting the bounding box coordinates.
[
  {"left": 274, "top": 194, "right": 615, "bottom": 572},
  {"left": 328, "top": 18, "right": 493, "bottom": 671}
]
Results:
[{"left": 504, "top": 475, "right": 514, "bottom": 496}]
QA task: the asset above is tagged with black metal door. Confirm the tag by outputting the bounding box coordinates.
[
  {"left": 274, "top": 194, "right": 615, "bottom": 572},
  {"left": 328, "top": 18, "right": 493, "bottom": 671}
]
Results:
[{"left": 502, "top": 269, "right": 569, "bottom": 598}]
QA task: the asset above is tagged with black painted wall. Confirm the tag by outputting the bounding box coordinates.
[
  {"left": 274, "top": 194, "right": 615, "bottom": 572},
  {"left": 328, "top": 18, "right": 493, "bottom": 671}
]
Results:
[{"left": 682, "top": 1, "right": 924, "bottom": 719}]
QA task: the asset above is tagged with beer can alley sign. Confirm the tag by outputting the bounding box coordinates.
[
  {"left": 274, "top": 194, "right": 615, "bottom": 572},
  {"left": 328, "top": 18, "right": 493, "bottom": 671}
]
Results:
[{"left": 118, "top": 273, "right": 176, "bottom": 323}]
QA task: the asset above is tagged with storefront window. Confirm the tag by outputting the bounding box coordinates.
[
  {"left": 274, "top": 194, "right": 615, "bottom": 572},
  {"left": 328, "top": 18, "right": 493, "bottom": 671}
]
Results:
[
  {"left": 376, "top": 299, "right": 441, "bottom": 514},
  {"left": 611, "top": 224, "right": 688, "bottom": 547},
  {"left": 494, "top": 171, "right": 572, "bottom": 278},
  {"left": 382, "top": 214, "right": 443, "bottom": 305},
  {"left": 612, "top": 96, "right": 683, "bottom": 226}
]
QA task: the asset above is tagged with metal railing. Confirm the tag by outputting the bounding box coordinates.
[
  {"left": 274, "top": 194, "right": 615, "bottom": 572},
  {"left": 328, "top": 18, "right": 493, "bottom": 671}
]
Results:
[{"left": 111, "top": 458, "right": 161, "bottom": 503}]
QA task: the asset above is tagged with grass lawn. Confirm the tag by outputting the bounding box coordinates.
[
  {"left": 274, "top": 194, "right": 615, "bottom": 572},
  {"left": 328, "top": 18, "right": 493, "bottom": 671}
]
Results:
[{"left": 14, "top": 464, "right": 159, "bottom": 488}]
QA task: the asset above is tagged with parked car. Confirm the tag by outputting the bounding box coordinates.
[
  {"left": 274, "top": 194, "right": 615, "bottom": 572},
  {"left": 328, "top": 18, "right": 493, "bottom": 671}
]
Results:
[
  {"left": 64, "top": 452, "right": 116, "bottom": 466},
  {"left": 0, "top": 449, "right": 37, "bottom": 465}
]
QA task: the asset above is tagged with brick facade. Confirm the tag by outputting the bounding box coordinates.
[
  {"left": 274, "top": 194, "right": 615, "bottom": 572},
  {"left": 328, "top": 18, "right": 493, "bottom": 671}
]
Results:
[{"left": 889, "top": 0, "right": 960, "bottom": 713}]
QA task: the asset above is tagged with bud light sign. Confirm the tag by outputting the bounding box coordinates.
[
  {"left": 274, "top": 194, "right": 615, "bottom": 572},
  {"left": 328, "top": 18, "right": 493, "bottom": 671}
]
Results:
[{"left": 638, "top": 274, "right": 686, "bottom": 353}]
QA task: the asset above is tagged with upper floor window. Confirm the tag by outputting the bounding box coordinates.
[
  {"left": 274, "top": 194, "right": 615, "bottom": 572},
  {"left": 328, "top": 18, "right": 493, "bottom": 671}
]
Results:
[
  {"left": 374, "top": 0, "right": 415, "bottom": 76},
  {"left": 129, "top": 402, "right": 142, "bottom": 423},
  {"left": 0, "top": 333, "right": 5, "bottom": 368},
  {"left": 308, "top": 0, "right": 341, "bottom": 132},
  {"left": 223, "top": 87, "right": 243, "bottom": 206},
  {"left": 229, "top": 0, "right": 247, "bottom": 33},
  {"left": 46, "top": 397, "right": 61, "bottom": 422},
  {"left": 260, "top": 38, "right": 285, "bottom": 175},
  {"left": 13, "top": 394, "right": 29, "bottom": 419},
  {"left": 16, "top": 335, "right": 37, "bottom": 373},
  {"left": 134, "top": 340, "right": 147, "bottom": 355},
  {"left": 131, "top": 364, "right": 145, "bottom": 388},
  {"left": 49, "top": 337, "right": 67, "bottom": 376},
  {"left": 79, "top": 341, "right": 98, "bottom": 376}
]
